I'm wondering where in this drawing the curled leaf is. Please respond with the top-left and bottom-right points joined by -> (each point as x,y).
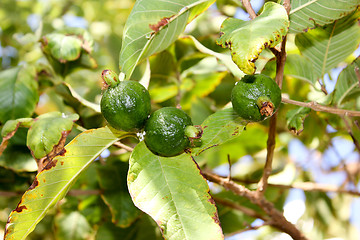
216,2 -> 289,74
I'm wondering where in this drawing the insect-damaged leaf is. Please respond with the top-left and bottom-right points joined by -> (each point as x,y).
4,126 -> 131,240
286,107 -> 311,135
216,2 -> 289,75
118,0 -> 215,79
128,141 -> 224,240
27,112 -> 79,160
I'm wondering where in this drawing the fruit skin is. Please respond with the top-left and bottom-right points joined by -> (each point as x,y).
144,107 -> 193,157
231,74 -> 281,122
100,80 -> 151,132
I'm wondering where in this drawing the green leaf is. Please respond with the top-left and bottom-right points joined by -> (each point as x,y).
295,12 -> 360,79
192,108 -> 247,156
55,211 -> 92,240
181,70 -> 227,110
128,141 -> 224,240
4,126 -> 131,240
216,2 -> 289,74
27,112 -> 79,160
119,0 -> 215,79
0,145 -> 37,172
286,107 -> 311,135
1,118 -> 33,138
44,33 -> 83,62
284,54 -> 317,85
0,66 -> 38,124
97,161 -> 140,227
333,58 -> 360,107
289,0 -> 359,33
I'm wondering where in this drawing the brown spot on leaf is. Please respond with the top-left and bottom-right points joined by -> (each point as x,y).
149,16 -> 172,33
15,205 -> 27,213
60,161 -> 64,165
43,159 -> 58,171
29,178 -> 39,190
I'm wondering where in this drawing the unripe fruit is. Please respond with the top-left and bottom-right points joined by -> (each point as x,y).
100,80 -> 151,132
144,107 -> 193,157
231,74 -> 281,122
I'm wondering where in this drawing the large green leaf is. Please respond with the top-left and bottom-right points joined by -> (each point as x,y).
97,160 -> 140,227
27,112 -> 79,160
119,0 -> 215,79
216,2 -> 289,74
191,108 -> 247,156
295,12 -> 360,79
4,126 -> 131,240
333,58 -> 360,107
128,141 -> 224,240
284,54 -> 317,86
0,66 -> 38,124
289,0 -> 359,33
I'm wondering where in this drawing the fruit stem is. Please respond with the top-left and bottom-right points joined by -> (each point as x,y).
101,69 -> 119,88
257,96 -> 275,117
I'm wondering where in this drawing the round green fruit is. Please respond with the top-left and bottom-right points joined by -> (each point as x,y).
100,80 -> 151,132
231,74 -> 281,122
144,107 -> 193,157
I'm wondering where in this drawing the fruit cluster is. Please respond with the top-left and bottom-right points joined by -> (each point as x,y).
100,70 -> 281,157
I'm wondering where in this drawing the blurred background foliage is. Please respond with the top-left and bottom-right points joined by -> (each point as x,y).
0,0 -> 360,239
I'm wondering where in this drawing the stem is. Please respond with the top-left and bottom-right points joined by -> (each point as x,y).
241,0 -> 257,19
282,98 -> 360,117
203,171 -> 309,240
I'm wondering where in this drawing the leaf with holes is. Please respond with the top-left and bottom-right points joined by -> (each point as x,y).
295,12 -> 360,80
216,2 -> 289,74
0,66 -> 38,124
128,141 -> 224,240
191,108 -> 247,156
286,107 -> 311,135
289,0 -> 359,33
118,0 -> 215,79
333,58 -> 360,107
4,126 -> 133,240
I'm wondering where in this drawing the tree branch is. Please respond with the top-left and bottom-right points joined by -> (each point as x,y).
257,0 -> 290,195
113,141 -> 134,152
203,171 -> 308,240
241,0 -> 257,19
282,97 -> 360,117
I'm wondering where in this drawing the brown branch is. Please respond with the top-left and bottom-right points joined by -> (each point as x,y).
257,4 -> 290,194
282,97 -> 360,117
230,177 -> 360,197
241,0 -> 257,19
113,141 -> 134,152
203,171 -> 308,240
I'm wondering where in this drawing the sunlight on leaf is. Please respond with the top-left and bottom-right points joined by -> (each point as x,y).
128,141 -> 224,240
295,12 -> 360,80
119,0 -> 215,79
289,0 -> 359,33
4,126 -> 132,240
216,2 -> 289,74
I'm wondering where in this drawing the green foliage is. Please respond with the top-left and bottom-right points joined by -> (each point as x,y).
1,0 -> 360,239
128,141 -> 223,240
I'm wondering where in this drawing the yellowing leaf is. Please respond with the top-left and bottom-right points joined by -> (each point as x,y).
216,2 -> 289,74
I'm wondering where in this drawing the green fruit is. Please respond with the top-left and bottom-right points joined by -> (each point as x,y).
144,107 -> 193,157
100,80 -> 151,132
231,74 -> 281,122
